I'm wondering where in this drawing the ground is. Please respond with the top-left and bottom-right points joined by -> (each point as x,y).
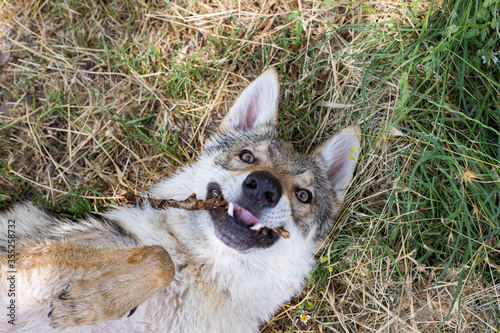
0,0 -> 499,332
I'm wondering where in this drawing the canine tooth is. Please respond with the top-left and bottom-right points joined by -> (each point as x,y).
250,223 -> 264,231
227,202 -> 234,217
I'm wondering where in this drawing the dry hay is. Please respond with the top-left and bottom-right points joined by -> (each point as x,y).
0,0 -> 498,332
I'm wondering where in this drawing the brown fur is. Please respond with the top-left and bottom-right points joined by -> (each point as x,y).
0,242 -> 174,329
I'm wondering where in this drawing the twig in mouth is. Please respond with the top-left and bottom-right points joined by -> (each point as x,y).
266,227 -> 290,239
125,193 -> 229,210
125,193 -> 290,238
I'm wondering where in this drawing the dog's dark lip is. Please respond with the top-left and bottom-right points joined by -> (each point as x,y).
207,182 -> 279,251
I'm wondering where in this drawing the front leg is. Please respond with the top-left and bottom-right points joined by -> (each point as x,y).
1,242 -> 175,329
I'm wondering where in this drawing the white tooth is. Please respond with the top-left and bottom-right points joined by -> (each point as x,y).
227,202 -> 234,217
250,223 -> 264,231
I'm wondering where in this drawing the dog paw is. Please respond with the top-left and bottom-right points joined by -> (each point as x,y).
49,279 -> 134,328
48,245 -> 175,329
49,285 -> 139,327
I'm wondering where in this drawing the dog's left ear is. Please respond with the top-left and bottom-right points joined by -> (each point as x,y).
314,126 -> 361,199
220,68 -> 280,132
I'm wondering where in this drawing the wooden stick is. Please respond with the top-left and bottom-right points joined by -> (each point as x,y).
125,193 -> 228,210
125,193 -> 290,238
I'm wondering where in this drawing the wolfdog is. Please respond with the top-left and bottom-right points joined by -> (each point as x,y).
0,68 -> 360,332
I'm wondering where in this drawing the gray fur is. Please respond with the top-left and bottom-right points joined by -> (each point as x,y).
0,68 -> 360,332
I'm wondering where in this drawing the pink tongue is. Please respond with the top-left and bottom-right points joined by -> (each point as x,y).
233,204 -> 261,227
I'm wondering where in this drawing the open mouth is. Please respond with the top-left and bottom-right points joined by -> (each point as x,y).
227,202 -> 257,228
207,182 -> 282,251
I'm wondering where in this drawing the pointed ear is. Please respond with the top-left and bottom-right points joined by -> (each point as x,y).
314,126 -> 361,199
220,68 -> 280,132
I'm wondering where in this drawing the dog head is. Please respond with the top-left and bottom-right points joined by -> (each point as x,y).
151,68 -> 360,254
193,68 -> 361,253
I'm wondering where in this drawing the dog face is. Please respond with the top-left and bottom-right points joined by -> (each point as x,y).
194,68 -> 361,253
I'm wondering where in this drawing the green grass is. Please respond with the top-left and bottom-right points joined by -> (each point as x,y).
367,0 -> 500,284
312,0 -> 500,330
1,0 -> 499,331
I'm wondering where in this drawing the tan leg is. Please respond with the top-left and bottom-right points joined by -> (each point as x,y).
1,242 -> 175,329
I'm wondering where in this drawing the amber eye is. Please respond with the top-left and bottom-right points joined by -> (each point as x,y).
296,189 -> 312,203
239,150 -> 255,163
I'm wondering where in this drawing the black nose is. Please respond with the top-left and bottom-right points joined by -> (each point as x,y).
243,171 -> 282,208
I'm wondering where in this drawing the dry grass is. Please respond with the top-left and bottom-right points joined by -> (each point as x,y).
1,0 -> 499,332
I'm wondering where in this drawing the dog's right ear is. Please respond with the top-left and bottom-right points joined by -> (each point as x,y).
314,126 -> 361,200
220,68 -> 280,132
